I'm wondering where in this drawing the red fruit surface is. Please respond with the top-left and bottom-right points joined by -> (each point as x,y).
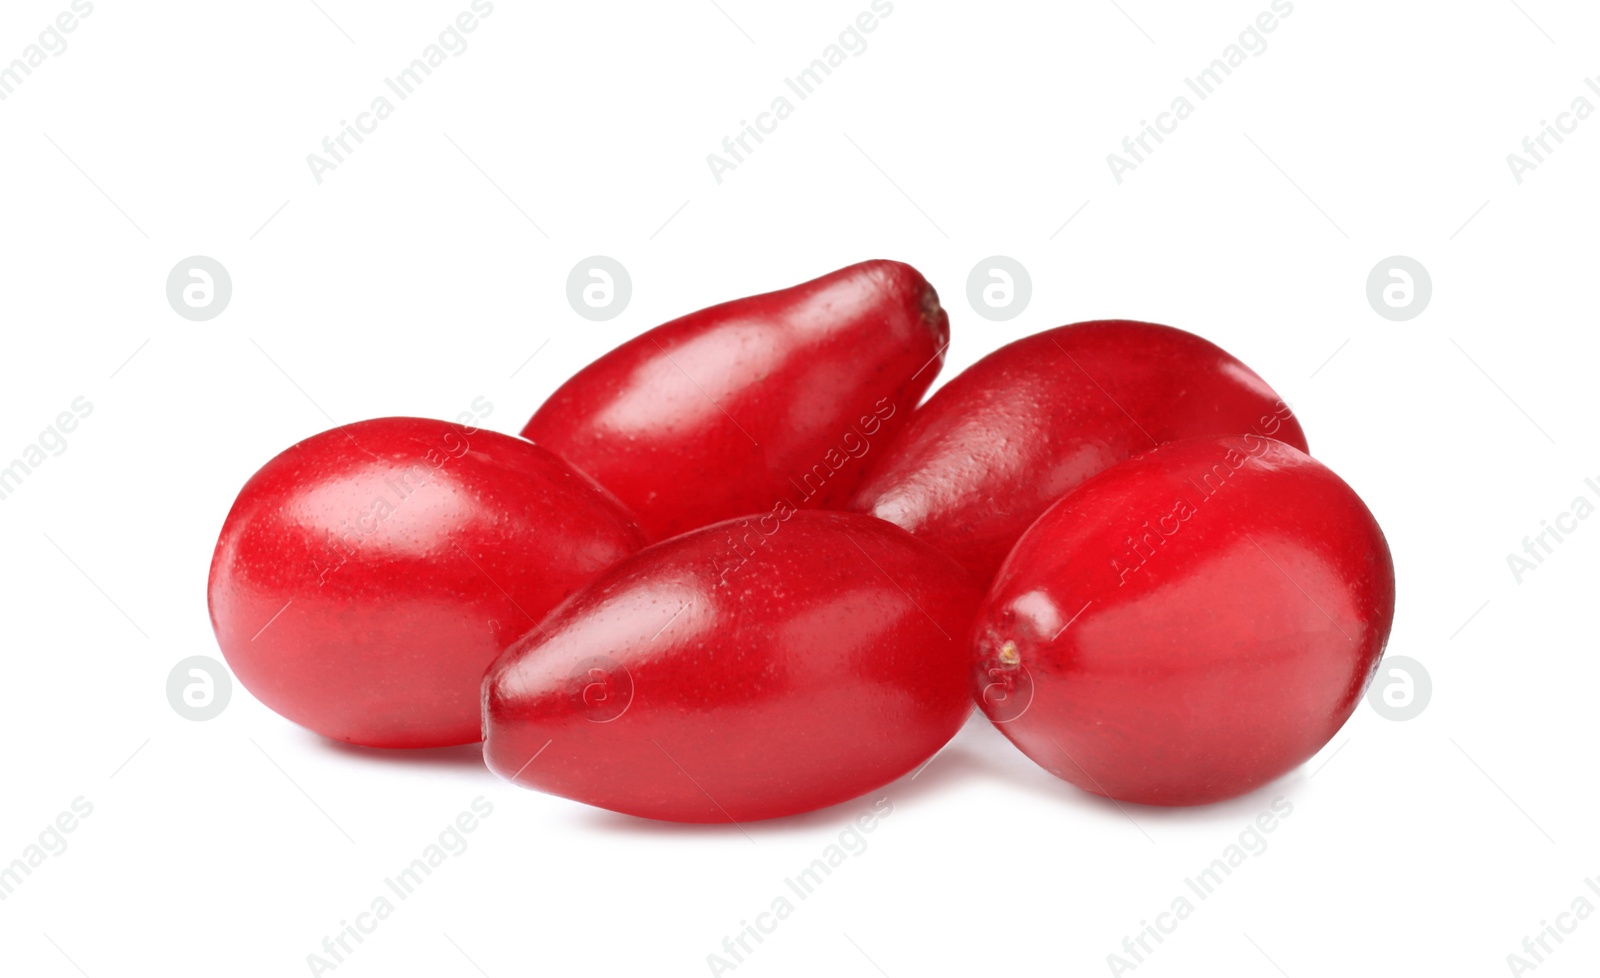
483,510 -> 982,822
972,434 -> 1394,806
521,260 -> 949,542
848,320 -> 1308,580
208,417 -> 644,748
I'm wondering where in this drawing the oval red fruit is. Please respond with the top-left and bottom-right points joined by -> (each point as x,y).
848,320 -> 1308,580
208,417 -> 644,748
522,260 -> 950,542
483,510 -> 982,822
973,434 -> 1394,806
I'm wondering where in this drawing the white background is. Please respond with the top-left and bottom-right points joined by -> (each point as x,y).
1,1 -> 1597,975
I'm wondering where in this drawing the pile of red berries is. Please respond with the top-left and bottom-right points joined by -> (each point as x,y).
208,260 -> 1395,821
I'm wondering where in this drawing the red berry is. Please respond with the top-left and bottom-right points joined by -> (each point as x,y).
849,320 -> 1307,580
483,510 -> 982,822
522,260 -> 949,542
208,417 -> 643,748
972,434 -> 1394,806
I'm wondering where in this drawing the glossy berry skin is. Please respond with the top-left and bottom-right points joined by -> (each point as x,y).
484,510 -> 982,822
521,260 -> 949,542
208,417 -> 644,748
848,320 -> 1308,581
973,435 -> 1394,806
